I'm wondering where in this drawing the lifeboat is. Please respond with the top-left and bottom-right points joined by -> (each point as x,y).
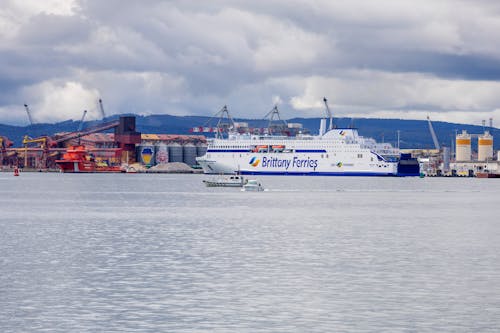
252,145 -> 269,152
271,145 -> 285,151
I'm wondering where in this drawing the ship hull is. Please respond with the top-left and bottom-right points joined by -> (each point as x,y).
56,160 -> 96,173
197,152 -> 399,176
196,128 -> 419,177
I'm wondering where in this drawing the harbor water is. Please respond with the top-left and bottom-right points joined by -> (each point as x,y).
1,173 -> 499,332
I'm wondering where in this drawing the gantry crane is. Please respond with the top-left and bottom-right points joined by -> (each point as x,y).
262,105 -> 288,135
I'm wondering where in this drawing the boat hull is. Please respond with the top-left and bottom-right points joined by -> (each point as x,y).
202,175 -> 246,187
56,160 -> 96,173
476,172 -> 500,178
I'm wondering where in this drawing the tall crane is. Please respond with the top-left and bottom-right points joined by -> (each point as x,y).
77,110 -> 88,145
323,97 -> 334,131
427,116 -> 440,150
98,99 -> 106,119
78,110 -> 88,132
24,104 -> 34,126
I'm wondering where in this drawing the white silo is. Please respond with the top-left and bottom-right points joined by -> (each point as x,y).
455,130 -> 471,161
478,131 -> 493,161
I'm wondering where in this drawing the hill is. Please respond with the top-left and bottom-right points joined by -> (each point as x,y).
1,114 -> 499,150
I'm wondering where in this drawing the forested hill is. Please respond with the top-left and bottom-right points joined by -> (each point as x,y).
1,114 -> 498,150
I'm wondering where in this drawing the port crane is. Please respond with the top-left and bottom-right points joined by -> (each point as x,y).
262,105 -> 288,135
189,105 -> 296,136
20,119 -> 120,168
78,110 -> 88,132
98,99 -> 106,119
427,116 -> 440,150
323,97 -> 334,131
189,105 -> 235,137
24,104 -> 34,126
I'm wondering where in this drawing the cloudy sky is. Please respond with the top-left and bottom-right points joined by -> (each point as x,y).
1,0 -> 500,126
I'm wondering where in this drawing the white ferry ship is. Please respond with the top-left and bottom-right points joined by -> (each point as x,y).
196,102 -> 419,177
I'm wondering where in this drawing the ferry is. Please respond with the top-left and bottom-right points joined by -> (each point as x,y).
196,101 -> 419,177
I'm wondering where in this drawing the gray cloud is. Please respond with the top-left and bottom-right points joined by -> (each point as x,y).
1,0 -> 500,125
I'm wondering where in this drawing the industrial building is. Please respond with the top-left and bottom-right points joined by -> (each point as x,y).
0,116 -> 207,171
449,130 -> 499,176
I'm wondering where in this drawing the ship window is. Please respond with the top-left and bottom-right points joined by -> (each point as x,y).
357,154 -> 363,158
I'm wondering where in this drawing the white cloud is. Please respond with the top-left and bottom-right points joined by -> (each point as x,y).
1,0 -> 500,126
289,70 -> 500,124
22,81 -> 100,123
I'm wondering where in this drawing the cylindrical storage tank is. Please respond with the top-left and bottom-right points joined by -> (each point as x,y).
155,143 -> 169,165
138,144 -> 155,166
456,130 -> 471,161
183,143 -> 197,166
196,143 -> 208,157
478,131 -> 493,161
168,142 -> 183,163
442,146 -> 451,172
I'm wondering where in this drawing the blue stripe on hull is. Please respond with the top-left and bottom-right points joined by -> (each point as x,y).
239,170 -> 396,176
295,149 -> 327,153
206,149 -> 248,153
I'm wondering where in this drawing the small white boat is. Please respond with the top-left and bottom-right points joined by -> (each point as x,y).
241,179 -> 265,192
203,174 -> 247,187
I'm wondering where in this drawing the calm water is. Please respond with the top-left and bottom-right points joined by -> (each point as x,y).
1,173 -> 499,332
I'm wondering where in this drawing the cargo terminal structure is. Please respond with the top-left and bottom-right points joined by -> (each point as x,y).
449,130 -> 499,177
0,116 -> 207,171
411,129 -> 499,177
